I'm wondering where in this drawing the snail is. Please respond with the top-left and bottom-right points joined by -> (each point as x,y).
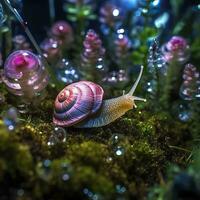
53,66 -> 146,128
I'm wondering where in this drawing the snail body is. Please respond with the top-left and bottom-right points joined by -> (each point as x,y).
53,66 -> 146,128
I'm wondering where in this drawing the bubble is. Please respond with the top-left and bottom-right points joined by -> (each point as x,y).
83,188 -> 99,200
102,69 -> 129,88
111,133 -> 124,145
106,157 -> 113,163
116,184 -> 126,194
146,80 -> 157,96
100,3 -> 123,33
100,24 -> 110,35
56,59 -> 80,84
17,189 -> 24,197
43,159 -> 51,168
3,107 -> 19,131
3,50 -> 49,98
95,57 -> 108,75
154,12 -> 169,28
47,135 -> 56,146
113,9 -> 120,17
152,0 -> 160,7
54,126 -> 67,142
39,159 -> 52,181
178,104 -> 191,122
115,146 -> 124,156
83,188 -> 89,195
62,173 -> 70,181
47,126 -> 67,146
61,162 -> 69,169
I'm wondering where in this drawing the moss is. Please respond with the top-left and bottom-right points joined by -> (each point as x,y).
35,158 -> 115,200
148,151 -> 200,200
0,126 -> 34,197
15,123 -> 51,160
0,89 -> 194,199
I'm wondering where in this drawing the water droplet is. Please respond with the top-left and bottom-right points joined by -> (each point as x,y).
95,57 -> 108,74
17,189 -> 24,197
83,188 -> 89,195
43,159 -> 51,168
102,70 -> 129,88
3,107 -> 19,131
116,184 -> 126,194
61,162 -> 69,169
56,58 -> 80,84
83,188 -> 98,200
54,127 -> 67,142
142,8 -> 148,14
178,104 -> 191,122
106,157 -> 113,163
152,0 -> 160,7
111,133 -> 123,145
62,173 -> 70,181
47,127 -> 67,146
47,135 -> 56,146
39,159 -> 52,181
146,80 -> 157,97
115,146 -> 124,156
154,12 -> 169,28
113,9 -> 120,17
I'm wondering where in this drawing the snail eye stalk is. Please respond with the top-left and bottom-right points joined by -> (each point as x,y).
133,96 -> 147,102
128,65 -> 144,96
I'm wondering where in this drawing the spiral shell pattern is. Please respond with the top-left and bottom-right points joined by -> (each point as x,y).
53,81 -> 104,127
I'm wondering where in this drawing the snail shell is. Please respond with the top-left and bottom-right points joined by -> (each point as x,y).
53,81 -> 104,127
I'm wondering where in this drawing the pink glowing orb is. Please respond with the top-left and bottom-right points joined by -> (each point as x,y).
4,50 -> 39,80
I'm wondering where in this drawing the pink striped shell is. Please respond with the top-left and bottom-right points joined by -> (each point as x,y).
53,81 -> 104,127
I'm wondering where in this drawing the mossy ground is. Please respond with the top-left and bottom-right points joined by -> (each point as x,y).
0,85 -> 193,200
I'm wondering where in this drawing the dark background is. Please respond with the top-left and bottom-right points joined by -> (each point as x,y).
14,0 -> 198,43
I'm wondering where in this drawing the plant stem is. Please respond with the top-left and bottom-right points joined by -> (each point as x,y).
49,0 -> 55,25
161,60 -> 182,110
5,16 -> 12,57
4,0 -> 62,89
169,145 -> 191,153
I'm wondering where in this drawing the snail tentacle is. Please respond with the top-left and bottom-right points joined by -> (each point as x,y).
133,96 -> 147,102
128,65 -> 144,96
